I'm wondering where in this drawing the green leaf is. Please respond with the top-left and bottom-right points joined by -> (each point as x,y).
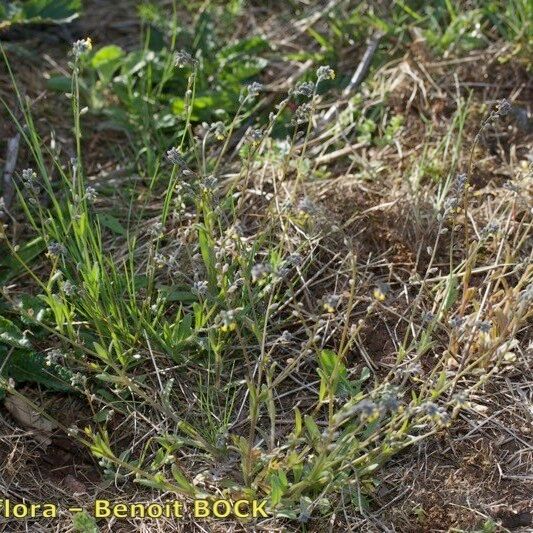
91,45 -> 124,84
318,349 -> 338,377
269,471 -> 287,506
176,313 -> 193,339
46,75 -> 71,93
171,464 -> 196,496
349,366 -> 371,395
443,274 -> 459,312
0,317 -> 31,349
1,0 -> 81,27
317,368 -> 328,403
171,95 -> 216,122
294,407 -> 302,437
360,366 -> 371,382
318,349 -> 353,397
22,0 -> 81,20
72,509 -> 99,533
350,491 -> 370,512
93,342 -> 112,364
0,237 -> 46,284
219,36 -> 270,57
1,350 -> 72,392
221,57 -> 268,85
197,225 -> 216,288
91,45 -> 124,68
157,286 -> 197,303
307,28 -> 332,51
360,462 -> 379,474
19,294 -> 49,326
304,415 -> 321,443
97,213 -> 126,236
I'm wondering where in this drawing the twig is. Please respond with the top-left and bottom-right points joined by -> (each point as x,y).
315,141 -> 366,165
1,132 -> 20,220
291,0 -> 342,36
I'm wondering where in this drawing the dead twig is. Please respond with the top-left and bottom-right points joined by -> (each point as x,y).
315,141 -> 366,166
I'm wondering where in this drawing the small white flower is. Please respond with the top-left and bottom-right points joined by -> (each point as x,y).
316,65 -> 335,82
72,38 -> 92,59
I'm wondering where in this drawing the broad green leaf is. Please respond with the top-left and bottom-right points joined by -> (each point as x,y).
269,472 -> 287,506
171,464 -> 196,496
22,0 -> 81,20
157,286 -> 196,303
93,342 -> 111,364
171,95 -> 215,121
19,295 -> 49,328
304,415 -> 321,443
1,349 -> 72,392
360,366 -> 371,382
0,237 -> 45,284
1,0 -> 80,27
97,213 -> 126,236
221,57 -> 268,85
319,349 -> 338,377
91,45 -> 124,84
46,75 -> 71,93
219,36 -> 270,57
318,349 -> 353,397
72,509 -> 99,533
0,317 -> 31,349
91,45 -> 124,69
